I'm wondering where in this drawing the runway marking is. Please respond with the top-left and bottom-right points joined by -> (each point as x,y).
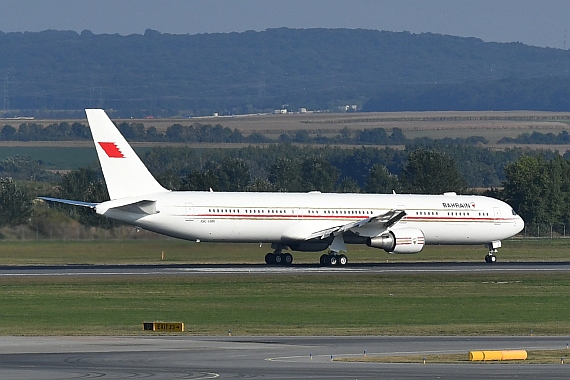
200,373 -> 220,379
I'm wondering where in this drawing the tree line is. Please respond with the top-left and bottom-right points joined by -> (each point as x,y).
498,130 -> 570,145
0,142 -> 555,189
1,121 -> 489,146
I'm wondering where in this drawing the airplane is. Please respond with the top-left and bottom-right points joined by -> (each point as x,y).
39,109 -> 524,266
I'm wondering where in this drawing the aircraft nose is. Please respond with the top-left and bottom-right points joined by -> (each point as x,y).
516,215 -> 525,234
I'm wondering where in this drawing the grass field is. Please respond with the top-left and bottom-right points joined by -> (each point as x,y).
338,350 -> 570,364
0,146 -> 97,170
0,145 -> 155,170
0,238 -> 568,265
1,272 -> 569,336
21,110 -> 570,136
0,239 -> 569,336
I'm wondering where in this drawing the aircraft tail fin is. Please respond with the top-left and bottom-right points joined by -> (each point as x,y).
85,109 -> 169,200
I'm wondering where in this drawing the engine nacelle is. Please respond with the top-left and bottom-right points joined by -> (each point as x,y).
366,228 -> 425,254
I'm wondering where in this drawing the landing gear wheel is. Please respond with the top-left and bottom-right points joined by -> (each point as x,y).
338,254 -> 348,266
320,254 -> 329,266
265,253 -> 277,265
329,255 -> 338,266
274,253 -> 283,265
283,253 -> 293,265
484,254 -> 497,263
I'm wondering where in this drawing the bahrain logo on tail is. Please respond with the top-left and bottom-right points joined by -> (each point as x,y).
98,142 -> 125,158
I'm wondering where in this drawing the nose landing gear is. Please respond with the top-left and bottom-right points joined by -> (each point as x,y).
485,241 -> 501,263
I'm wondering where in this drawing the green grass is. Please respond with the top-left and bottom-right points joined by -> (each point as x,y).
0,147 -> 97,170
0,272 -> 569,336
0,239 -> 569,336
337,350 -> 570,364
0,146 -> 152,170
0,238 -> 568,265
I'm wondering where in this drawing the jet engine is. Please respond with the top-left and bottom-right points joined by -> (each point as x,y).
366,228 -> 425,254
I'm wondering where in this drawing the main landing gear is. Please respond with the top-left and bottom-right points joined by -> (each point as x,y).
320,252 -> 348,266
484,241 -> 501,263
265,252 -> 293,265
265,244 -> 293,265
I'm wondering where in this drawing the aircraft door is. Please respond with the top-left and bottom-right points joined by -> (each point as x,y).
493,207 -> 501,225
185,202 -> 195,221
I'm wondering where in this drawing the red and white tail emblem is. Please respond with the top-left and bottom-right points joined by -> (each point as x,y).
98,142 -> 125,158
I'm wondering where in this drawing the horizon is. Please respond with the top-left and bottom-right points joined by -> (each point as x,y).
1,0 -> 569,49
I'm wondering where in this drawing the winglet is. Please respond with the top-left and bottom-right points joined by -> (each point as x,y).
85,109 -> 169,200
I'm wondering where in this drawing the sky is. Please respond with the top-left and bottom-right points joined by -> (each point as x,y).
1,0 -> 570,48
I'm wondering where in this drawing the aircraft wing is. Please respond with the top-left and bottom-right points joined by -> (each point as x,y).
305,209 -> 406,240
37,197 -> 98,208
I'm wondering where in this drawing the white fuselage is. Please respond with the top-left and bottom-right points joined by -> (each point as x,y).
97,191 -> 524,248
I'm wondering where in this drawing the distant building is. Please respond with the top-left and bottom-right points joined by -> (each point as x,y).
340,105 -> 358,112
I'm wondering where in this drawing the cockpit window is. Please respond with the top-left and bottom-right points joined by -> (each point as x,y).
511,209 -> 518,216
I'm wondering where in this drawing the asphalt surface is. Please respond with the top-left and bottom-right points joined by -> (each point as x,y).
1,261 -> 570,277
0,336 -> 568,379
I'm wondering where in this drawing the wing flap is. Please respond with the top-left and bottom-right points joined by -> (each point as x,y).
305,209 -> 406,240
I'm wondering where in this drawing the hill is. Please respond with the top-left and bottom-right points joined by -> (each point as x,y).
1,28 -> 569,116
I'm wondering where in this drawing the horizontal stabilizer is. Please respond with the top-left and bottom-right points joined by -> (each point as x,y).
112,200 -> 157,215
94,197 -> 159,215
37,197 -> 98,208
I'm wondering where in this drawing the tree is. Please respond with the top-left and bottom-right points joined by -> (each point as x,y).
501,155 -> 570,225
180,158 -> 251,192
0,178 -> 33,226
56,168 -> 109,226
300,156 -> 338,192
181,169 -> 220,191
218,157 -> 251,191
336,177 -> 361,193
363,164 -> 400,194
502,155 -> 547,225
269,158 -> 303,191
400,149 -> 466,194
0,125 -> 17,140
246,178 -> 277,192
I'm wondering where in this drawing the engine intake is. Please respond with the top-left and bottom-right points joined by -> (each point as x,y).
366,228 -> 425,254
